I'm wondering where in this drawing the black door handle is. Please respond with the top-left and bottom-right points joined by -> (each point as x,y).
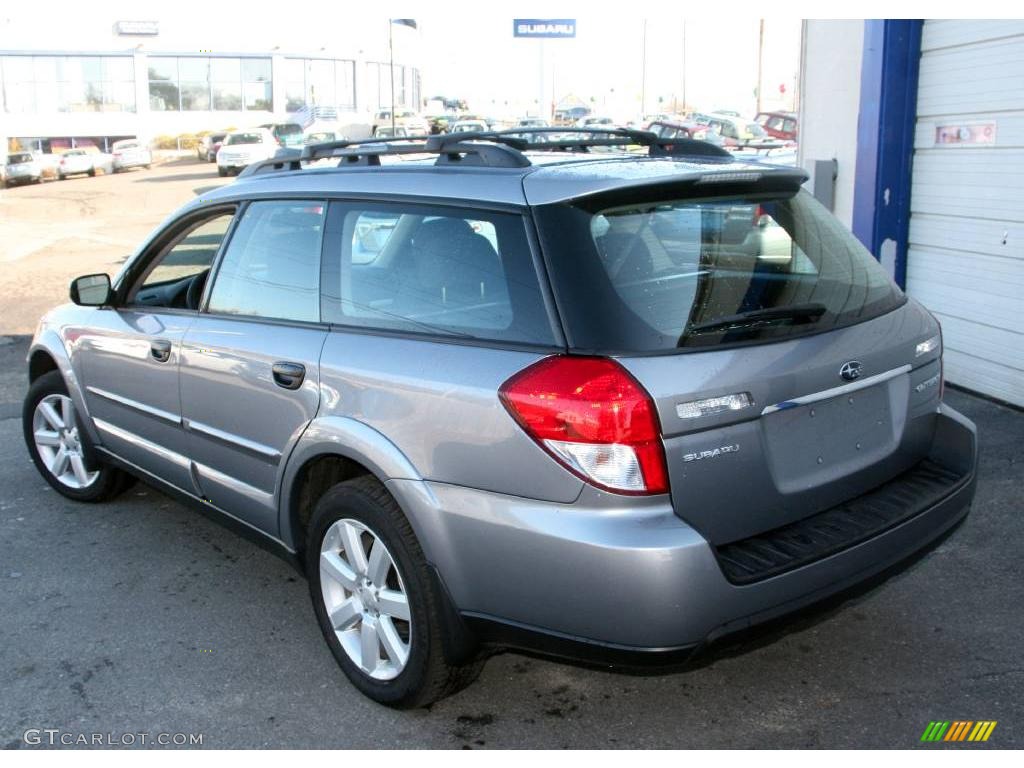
272,362 -> 306,390
150,339 -> 172,363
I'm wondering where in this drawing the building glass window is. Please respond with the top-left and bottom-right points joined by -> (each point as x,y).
147,56 -> 271,112
283,57 -> 356,112
2,55 -> 135,113
365,63 -> 419,111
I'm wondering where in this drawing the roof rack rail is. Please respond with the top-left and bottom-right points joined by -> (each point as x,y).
235,126 -> 734,179
239,133 -> 532,177
490,127 -> 733,160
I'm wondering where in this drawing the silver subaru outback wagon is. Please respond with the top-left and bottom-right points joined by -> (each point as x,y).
22,130 -> 977,707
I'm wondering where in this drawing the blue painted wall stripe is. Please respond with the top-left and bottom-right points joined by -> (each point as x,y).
851,19 -> 924,290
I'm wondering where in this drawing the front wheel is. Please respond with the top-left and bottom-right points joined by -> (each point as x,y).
22,371 -> 132,502
308,476 -> 481,708
217,167 -> 227,177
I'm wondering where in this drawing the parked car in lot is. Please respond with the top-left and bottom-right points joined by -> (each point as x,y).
24,130 -> 977,709
2,151 -> 42,186
691,112 -> 774,148
197,133 -> 228,163
450,119 -> 489,133
216,129 -> 277,176
372,125 -> 411,139
304,129 -> 347,145
516,117 -> 549,128
646,119 -> 724,146
372,110 -> 429,136
260,122 -> 306,149
111,139 -> 152,172
755,110 -> 799,142
57,149 -> 112,179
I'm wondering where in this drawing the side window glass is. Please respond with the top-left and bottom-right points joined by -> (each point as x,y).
322,204 -> 555,345
207,201 -> 325,322
131,212 -> 234,309
352,212 -> 400,264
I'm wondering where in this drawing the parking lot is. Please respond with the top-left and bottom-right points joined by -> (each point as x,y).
1,161 -> 1022,749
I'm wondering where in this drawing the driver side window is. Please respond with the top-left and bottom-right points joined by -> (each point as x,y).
130,212 -> 235,309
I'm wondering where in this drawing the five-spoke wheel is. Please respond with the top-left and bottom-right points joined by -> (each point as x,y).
32,393 -> 98,489
319,518 -> 412,680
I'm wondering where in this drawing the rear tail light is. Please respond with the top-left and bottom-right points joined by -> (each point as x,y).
499,356 -> 669,495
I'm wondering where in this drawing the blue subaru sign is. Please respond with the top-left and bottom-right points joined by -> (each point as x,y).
513,19 -> 576,38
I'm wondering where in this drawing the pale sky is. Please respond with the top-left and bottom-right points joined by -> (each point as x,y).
415,17 -> 802,118
2,3 -> 802,120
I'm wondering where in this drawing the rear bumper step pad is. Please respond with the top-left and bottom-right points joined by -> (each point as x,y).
716,459 -> 968,585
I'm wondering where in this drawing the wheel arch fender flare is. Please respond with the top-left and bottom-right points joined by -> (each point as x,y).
278,415 -> 424,552
27,330 -> 100,446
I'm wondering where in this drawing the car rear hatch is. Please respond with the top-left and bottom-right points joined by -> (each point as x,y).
530,172 -> 952,553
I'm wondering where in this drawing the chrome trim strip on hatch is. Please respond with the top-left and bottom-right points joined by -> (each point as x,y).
761,364 -> 912,416
182,418 -> 282,462
86,386 -> 182,426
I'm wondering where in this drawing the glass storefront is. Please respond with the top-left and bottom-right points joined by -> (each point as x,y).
1,55 -> 136,113
147,56 -> 271,112
283,57 -> 356,112
365,62 -> 421,112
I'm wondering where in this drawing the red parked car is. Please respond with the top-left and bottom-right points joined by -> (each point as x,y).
754,111 -> 798,142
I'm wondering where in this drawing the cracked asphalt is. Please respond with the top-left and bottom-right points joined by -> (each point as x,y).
0,163 -> 1022,748
1,333 -> 1021,748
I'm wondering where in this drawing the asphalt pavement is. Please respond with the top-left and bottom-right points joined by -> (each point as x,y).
0,333 -> 1021,749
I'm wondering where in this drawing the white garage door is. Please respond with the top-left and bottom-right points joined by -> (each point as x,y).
909,20 -> 1024,407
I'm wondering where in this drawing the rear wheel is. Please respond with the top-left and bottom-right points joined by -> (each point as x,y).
308,476 -> 481,708
22,371 -> 132,502
87,168 -> 95,177
217,167 -> 227,177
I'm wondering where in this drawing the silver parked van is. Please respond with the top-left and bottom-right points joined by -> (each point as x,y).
23,129 -> 977,707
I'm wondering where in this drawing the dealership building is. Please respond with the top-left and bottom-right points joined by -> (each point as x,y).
0,15 -> 423,152
800,19 -> 1023,407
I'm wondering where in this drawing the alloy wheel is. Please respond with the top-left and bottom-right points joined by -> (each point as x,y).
319,518 -> 412,680
32,394 -> 98,489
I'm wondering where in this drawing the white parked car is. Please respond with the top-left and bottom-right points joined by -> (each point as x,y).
58,150 -> 112,180
3,151 -> 42,186
111,139 -> 152,172
450,119 -> 489,133
216,129 -> 277,176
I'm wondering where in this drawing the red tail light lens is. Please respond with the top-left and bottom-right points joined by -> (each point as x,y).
499,356 -> 669,495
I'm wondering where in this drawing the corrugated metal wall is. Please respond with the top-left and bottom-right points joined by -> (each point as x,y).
909,20 -> 1024,406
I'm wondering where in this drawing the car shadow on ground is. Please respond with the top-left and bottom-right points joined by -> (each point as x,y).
134,172 -> 221,184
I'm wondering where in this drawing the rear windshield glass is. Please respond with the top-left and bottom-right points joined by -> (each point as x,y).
8,153 -> 32,163
534,189 -> 905,353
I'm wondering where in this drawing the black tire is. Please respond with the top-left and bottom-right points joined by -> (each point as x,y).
58,173 -> 65,181
22,371 -> 133,503
217,167 -> 227,177
307,476 -> 482,708
87,168 -> 95,177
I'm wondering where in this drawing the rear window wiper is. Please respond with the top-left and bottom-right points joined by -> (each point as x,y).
680,302 -> 827,341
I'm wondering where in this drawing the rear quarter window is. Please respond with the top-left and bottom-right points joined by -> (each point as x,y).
321,202 -> 556,346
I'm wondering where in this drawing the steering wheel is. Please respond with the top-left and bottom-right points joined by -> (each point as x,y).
185,270 -> 210,310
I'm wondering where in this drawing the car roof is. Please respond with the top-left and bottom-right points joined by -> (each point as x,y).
193,151 -> 804,209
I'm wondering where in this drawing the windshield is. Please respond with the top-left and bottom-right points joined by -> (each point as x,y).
745,122 -> 768,138
227,133 -> 262,145
533,189 -> 905,353
9,153 -> 33,163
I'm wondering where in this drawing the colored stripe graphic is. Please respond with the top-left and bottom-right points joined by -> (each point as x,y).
921,720 -> 996,742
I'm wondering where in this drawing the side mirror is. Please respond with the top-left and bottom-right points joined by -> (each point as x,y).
70,274 -> 112,306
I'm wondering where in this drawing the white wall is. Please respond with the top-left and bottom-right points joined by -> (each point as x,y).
796,20 -> 865,228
